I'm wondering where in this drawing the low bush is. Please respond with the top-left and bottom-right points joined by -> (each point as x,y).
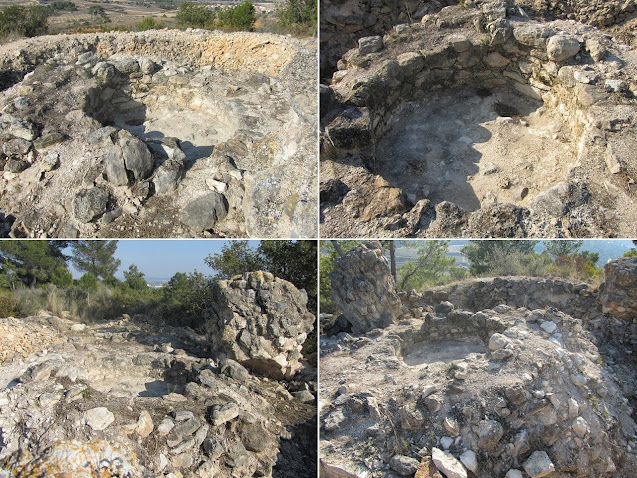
137,16 -> 162,31
277,0 -> 316,33
0,5 -> 50,39
487,251 -> 551,277
0,291 -> 16,317
11,287 -> 47,317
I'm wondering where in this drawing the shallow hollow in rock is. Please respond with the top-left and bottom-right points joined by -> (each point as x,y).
85,77 -> 244,163
374,87 -> 577,212
322,10 -> 637,238
401,337 -> 488,367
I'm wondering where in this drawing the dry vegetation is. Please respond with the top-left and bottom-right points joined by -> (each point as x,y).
0,0 -> 177,33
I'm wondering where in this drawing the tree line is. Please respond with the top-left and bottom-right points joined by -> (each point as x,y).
0,0 -> 316,39
0,241 -> 317,336
175,0 -> 316,33
320,240 -> 622,315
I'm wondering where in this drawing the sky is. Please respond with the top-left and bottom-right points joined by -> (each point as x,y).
66,240 -> 262,281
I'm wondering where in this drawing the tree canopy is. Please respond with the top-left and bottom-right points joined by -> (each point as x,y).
70,241 -> 121,280
278,0 -> 317,28
398,241 -> 467,291
544,240 -> 584,260
204,241 -> 265,278
205,240 -> 317,310
0,241 -> 67,288
123,264 -> 147,290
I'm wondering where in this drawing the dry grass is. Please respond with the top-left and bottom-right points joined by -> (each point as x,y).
0,0 -> 178,33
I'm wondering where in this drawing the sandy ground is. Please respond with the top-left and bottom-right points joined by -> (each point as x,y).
375,87 -> 578,213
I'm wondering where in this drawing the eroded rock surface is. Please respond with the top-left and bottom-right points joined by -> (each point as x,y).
600,257 -> 637,319
0,30 -> 317,238
0,296 -> 317,477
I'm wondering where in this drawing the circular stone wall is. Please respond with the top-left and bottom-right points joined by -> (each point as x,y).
320,2 -> 637,238
0,30 -> 317,238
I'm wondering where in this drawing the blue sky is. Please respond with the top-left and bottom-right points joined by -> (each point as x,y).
66,240 -> 262,280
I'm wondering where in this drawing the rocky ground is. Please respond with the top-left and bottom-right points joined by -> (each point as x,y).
320,0 -> 637,238
0,273 -> 317,477
0,29 -> 317,238
320,243 -> 637,478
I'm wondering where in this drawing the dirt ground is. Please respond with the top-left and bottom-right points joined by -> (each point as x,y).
374,87 -> 577,213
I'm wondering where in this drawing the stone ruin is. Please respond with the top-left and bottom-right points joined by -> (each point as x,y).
0,30 -> 317,238
320,251 -> 637,477
320,0 -> 637,238
204,271 -> 316,380
599,256 -> 637,319
0,271 -> 317,477
330,241 -> 403,335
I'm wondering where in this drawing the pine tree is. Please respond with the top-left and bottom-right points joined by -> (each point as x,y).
70,241 -> 121,280
0,240 -> 67,287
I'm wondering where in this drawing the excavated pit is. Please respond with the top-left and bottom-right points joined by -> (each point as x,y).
375,86 -> 578,212
0,30 -> 317,238
401,338 -> 487,366
321,3 -> 637,238
86,82 -> 237,163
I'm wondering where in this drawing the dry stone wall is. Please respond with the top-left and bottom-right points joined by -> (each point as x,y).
413,276 -> 597,319
328,13 -> 634,162
320,0 -> 456,78
321,0 -> 637,79
320,303 -> 637,478
322,1 -> 637,237
330,241 -> 403,334
599,257 -> 637,319
321,256 -> 637,477
517,0 -> 637,27
0,30 -> 317,238
204,271 -> 315,380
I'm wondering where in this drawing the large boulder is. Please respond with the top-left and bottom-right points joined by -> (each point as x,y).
330,241 -> 402,334
547,35 -> 581,62
120,136 -> 154,181
204,271 -> 315,379
72,187 -> 109,223
180,193 -> 229,232
105,136 -> 154,185
600,257 -> 637,319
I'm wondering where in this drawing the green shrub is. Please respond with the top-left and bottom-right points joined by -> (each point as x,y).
547,256 -> 603,281
51,266 -> 73,288
12,288 -> 46,317
223,2 -> 256,31
158,271 -> 216,330
137,16 -> 161,31
177,1 -> 255,32
176,2 -> 215,28
488,251 -> 550,277
277,0 -> 316,29
0,5 -> 50,38
50,1 -> 77,12
78,273 -> 98,292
